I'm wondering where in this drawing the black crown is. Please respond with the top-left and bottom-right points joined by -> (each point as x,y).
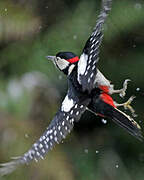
56,52 -> 77,60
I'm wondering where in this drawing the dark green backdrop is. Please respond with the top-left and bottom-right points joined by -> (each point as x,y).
0,0 -> 144,179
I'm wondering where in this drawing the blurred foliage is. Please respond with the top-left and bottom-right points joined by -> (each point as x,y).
0,0 -> 144,180
0,1 -> 40,43
105,0 -> 144,41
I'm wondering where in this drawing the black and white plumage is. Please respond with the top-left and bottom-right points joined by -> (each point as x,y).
88,94 -> 142,140
77,0 -> 111,92
0,0 -> 143,176
0,83 -> 91,176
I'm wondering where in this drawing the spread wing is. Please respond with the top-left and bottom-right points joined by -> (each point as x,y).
0,87 -> 90,176
78,0 -> 112,92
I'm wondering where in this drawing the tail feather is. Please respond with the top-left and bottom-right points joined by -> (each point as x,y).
110,108 -> 143,141
88,99 -> 143,141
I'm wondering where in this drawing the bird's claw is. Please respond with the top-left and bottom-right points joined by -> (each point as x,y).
119,79 -> 131,98
119,91 -> 126,98
123,96 -> 137,117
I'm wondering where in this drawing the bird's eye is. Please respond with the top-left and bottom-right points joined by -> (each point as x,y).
56,57 -> 61,61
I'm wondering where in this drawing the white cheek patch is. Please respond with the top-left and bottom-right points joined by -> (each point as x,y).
56,58 -> 69,70
78,53 -> 88,83
61,95 -> 75,112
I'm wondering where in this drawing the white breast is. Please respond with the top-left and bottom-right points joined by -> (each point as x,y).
94,69 -> 110,86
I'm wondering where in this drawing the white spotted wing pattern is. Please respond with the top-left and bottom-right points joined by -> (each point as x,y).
0,88 -> 90,176
78,0 -> 112,92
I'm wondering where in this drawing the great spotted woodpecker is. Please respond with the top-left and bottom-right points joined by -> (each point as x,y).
0,0 -> 143,176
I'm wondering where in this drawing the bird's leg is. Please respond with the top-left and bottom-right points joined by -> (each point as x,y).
109,79 -> 131,98
114,96 -> 137,117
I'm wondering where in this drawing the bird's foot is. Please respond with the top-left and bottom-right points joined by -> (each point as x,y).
115,96 -> 137,117
110,79 -> 131,98
119,79 -> 131,98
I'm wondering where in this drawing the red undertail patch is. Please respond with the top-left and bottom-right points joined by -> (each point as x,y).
99,85 -> 109,93
100,93 -> 116,108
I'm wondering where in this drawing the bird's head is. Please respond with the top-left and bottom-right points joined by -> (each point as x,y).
46,52 -> 79,75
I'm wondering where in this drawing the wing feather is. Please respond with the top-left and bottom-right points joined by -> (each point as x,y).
0,89 -> 90,176
78,0 -> 112,92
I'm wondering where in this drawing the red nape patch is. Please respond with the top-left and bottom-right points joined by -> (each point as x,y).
67,56 -> 79,63
100,93 -> 116,108
99,85 -> 109,93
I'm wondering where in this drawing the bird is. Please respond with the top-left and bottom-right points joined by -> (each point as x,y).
0,0 -> 143,176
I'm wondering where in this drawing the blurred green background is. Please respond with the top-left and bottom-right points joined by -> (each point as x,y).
0,0 -> 144,179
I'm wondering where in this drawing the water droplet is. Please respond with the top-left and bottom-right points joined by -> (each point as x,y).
84,149 -> 88,154
102,119 -> 107,124
4,8 -> 7,12
136,87 -> 140,91
73,35 -> 77,40
95,150 -> 99,154
115,164 -> 119,168
59,75 -> 62,80
25,134 -> 29,138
